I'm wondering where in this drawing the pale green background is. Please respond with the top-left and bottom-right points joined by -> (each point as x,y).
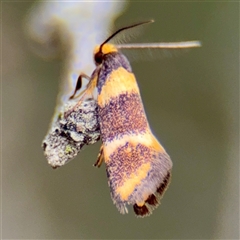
2,1 -> 239,239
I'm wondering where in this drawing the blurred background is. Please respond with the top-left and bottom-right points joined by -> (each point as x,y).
2,1 -> 239,239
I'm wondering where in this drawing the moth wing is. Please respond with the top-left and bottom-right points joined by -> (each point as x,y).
105,133 -> 172,217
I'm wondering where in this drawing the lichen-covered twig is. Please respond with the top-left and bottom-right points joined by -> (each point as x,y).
42,99 -> 100,168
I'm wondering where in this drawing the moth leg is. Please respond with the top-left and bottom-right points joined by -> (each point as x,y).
69,73 -> 91,99
94,144 -> 104,168
65,72 -> 98,117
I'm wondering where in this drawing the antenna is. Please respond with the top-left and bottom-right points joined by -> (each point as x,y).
99,20 -> 154,53
116,41 -> 201,50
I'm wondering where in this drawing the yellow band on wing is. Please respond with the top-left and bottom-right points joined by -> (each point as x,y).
98,67 -> 140,107
103,132 -> 165,163
116,162 -> 151,201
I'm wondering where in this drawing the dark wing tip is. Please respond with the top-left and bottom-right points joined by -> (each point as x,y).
133,203 -> 150,217
157,171 -> 171,196
146,194 -> 158,206
133,171 -> 172,217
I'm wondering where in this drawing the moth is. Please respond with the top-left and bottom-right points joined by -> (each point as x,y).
69,20 -> 200,217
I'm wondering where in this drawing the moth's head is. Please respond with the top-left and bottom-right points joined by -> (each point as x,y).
94,44 -> 118,65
